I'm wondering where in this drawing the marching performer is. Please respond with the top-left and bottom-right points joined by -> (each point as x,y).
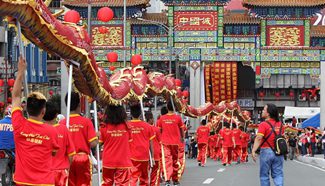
100,105 -> 133,185
239,126 -> 250,163
60,92 -> 98,186
177,120 -> 188,181
220,122 -> 235,166
128,104 -> 155,186
232,125 -> 242,164
145,112 -> 162,186
208,132 -> 215,159
196,119 -> 210,166
44,101 -> 76,186
12,56 -> 60,186
157,101 -> 184,186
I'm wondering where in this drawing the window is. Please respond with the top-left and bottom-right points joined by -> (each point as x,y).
49,0 -> 61,8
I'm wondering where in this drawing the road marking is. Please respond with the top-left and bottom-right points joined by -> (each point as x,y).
203,178 -> 214,184
217,168 -> 225,172
293,160 -> 325,172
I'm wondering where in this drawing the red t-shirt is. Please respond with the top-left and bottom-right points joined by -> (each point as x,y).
99,123 -> 133,168
208,135 -> 216,147
310,133 -> 316,143
128,120 -> 155,161
12,107 -> 59,185
157,113 -> 184,145
257,119 -> 284,149
60,114 -> 97,154
217,129 -> 224,147
220,128 -> 234,147
52,124 -> 76,170
196,126 -> 210,144
152,126 -> 161,160
232,128 -> 242,146
240,132 -> 250,148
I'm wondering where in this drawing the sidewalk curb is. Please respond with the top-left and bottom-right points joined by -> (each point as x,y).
296,155 -> 325,169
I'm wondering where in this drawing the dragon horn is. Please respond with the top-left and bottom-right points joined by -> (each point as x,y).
52,9 -> 65,18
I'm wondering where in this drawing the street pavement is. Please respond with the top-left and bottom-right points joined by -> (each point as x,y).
90,156 -> 325,186
1,155 -> 323,185
179,157 -> 325,186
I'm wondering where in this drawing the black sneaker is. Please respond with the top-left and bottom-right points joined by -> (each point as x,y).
165,181 -> 171,186
223,163 -> 226,166
198,162 -> 201,166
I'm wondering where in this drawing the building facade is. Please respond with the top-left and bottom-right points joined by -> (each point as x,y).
49,0 -> 325,121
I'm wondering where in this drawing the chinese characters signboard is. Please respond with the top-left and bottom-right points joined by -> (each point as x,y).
174,11 -> 218,31
92,26 -> 124,47
266,26 -> 305,46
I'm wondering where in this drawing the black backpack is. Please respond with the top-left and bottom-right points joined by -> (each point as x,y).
265,121 -> 288,156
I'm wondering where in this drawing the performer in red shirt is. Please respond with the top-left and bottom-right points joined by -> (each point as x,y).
99,105 -> 133,186
217,128 -> 224,161
212,133 -> 219,161
219,122 -> 235,166
177,122 -> 188,181
232,126 -> 242,164
310,129 -> 317,157
239,126 -> 250,163
157,101 -> 184,186
145,111 -> 162,186
60,92 -> 98,186
44,100 -> 76,186
11,56 -> 60,186
196,120 -> 210,166
208,132 -> 216,159
128,104 -> 155,186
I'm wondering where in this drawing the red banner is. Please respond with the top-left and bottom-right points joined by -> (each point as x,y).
174,11 -> 218,31
204,65 -> 212,103
266,26 -> 305,46
232,62 -> 238,100
207,62 -> 238,104
91,26 -> 124,47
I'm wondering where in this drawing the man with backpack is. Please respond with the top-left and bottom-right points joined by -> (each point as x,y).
252,104 -> 287,186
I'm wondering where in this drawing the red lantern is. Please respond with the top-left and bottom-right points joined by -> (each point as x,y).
7,79 -> 15,87
64,10 -> 80,24
98,26 -> 107,34
289,90 -> 295,99
109,66 -> 116,71
131,54 -> 142,66
9,87 -> 13,92
106,52 -> 118,63
182,90 -> 189,97
97,7 -> 114,22
175,79 -> 182,87
275,92 -> 280,100
0,102 -> 4,108
49,90 -> 54,96
0,79 -> 4,86
258,91 -> 265,98
7,97 -> 12,103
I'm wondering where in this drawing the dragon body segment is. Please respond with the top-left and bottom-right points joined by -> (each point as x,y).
0,0 -> 251,122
